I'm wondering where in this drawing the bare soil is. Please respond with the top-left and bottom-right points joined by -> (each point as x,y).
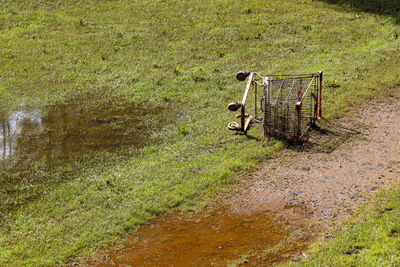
79,97 -> 400,266
225,99 -> 400,222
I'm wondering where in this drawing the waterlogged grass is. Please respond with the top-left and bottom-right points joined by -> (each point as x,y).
1,138 -> 279,265
0,0 -> 400,265
291,184 -> 400,266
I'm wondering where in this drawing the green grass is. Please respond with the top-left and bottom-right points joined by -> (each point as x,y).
1,0 -> 400,265
291,183 -> 400,266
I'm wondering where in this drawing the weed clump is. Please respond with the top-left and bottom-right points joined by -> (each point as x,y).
178,124 -> 188,135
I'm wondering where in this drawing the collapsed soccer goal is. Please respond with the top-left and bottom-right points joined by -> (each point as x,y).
228,71 -> 323,141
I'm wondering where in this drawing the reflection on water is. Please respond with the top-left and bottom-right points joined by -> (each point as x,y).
1,110 -> 43,160
0,101 -> 165,164
0,100 -> 169,217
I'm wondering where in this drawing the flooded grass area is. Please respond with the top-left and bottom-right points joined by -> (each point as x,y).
0,100 -> 166,163
83,206 -> 319,266
0,98 -> 171,219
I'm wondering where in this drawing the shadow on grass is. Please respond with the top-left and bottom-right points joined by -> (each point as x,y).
244,133 -> 262,141
320,0 -> 400,23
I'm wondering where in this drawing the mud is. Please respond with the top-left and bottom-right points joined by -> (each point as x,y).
228,100 -> 400,223
81,97 -> 400,267
83,206 -> 319,266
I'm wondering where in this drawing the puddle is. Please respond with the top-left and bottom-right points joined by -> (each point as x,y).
0,100 -> 166,164
1,110 -> 42,159
84,206 -> 319,266
0,99 -> 170,217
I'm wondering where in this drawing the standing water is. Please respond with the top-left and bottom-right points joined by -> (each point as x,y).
83,206 -> 319,266
0,99 -> 170,217
0,101 -> 166,163
1,110 -> 42,160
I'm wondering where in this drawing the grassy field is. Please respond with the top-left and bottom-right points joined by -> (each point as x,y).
1,0 -> 400,265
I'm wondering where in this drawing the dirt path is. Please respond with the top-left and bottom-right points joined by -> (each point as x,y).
228,100 -> 400,221
80,98 -> 400,266
226,100 -> 400,222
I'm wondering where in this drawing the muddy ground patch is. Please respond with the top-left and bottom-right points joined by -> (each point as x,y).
80,205 -> 319,266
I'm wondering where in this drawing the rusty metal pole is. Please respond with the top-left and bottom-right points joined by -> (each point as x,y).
263,77 -> 269,138
295,99 -> 302,141
318,71 -> 323,119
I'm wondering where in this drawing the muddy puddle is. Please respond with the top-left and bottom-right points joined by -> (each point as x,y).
0,100 -> 167,164
0,99 -> 170,217
83,206 -> 319,266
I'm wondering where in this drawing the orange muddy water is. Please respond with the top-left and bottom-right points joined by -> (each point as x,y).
85,206 -> 319,266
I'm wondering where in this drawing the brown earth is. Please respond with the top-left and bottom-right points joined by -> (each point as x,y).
225,99 -> 400,221
79,96 -> 400,266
